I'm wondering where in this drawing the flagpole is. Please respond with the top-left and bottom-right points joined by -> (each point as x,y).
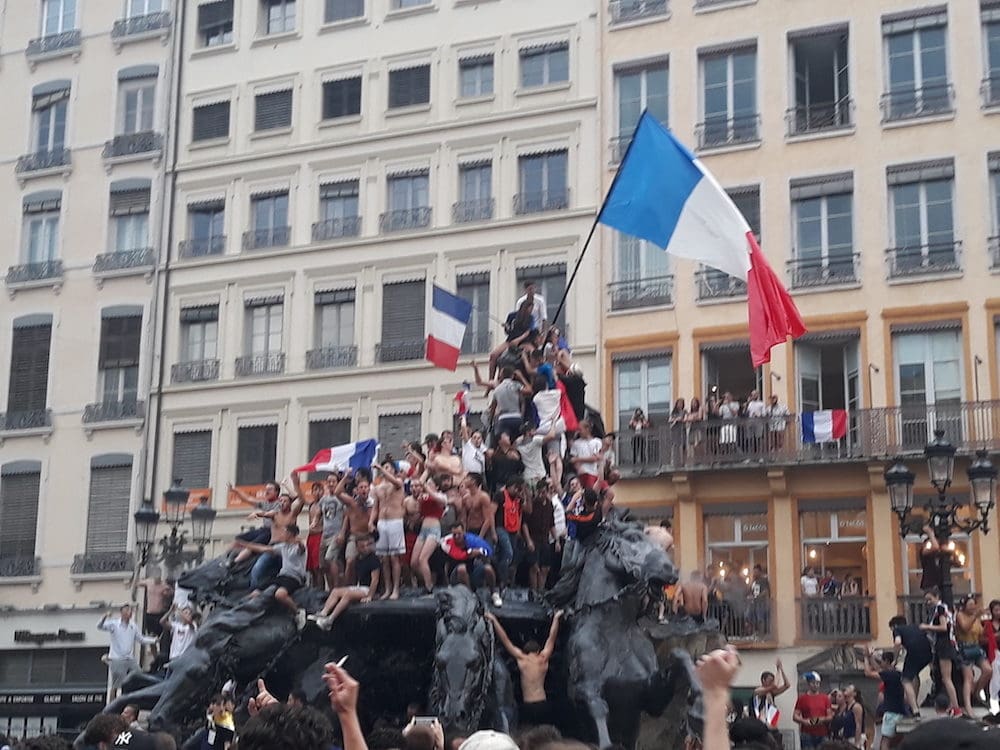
550,111 -> 648,328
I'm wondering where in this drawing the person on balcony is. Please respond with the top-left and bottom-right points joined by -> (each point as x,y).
685,397 -> 705,459
766,394 -> 790,451
745,390 -> 767,454
629,407 -> 650,464
668,399 -> 687,466
718,392 -> 740,454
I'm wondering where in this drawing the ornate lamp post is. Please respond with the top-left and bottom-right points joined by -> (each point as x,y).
133,480 -> 217,578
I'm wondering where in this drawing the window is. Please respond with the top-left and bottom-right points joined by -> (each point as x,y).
7,320 -> 52,418
790,174 -> 854,286
388,65 -> 431,108
992,153 -> 1000,240
255,90 -> 293,132
986,13 -> 1000,105
883,11 -> 950,119
456,162 -> 492,222
378,414 -> 421,453
198,0 -> 233,47
41,0 -> 76,35
888,160 -> 956,274
236,425 -> 278,486
800,503 -> 868,590
699,186 -> 758,296
516,150 -> 568,213
520,42 -> 569,88
517,263 -> 567,330
32,86 -> 69,154
893,329 -> 962,445
701,341 -> 762,404
109,183 -> 151,253
118,78 -> 155,135
86,457 -> 133,554
459,55 -> 494,98
309,419 -> 351,461
703,506 -> 770,588
612,234 -> 671,310
247,192 -> 290,249
180,306 -> 219,363
384,171 -> 430,230
379,280 -> 425,361
789,30 -> 850,134
614,353 -> 671,431
325,0 -> 363,23
699,47 -> 758,147
393,0 -> 430,8
186,201 -> 226,256
192,101 -> 230,142
615,61 -> 668,152
128,0 -> 164,17
796,337 -> 860,414
262,0 -> 295,34
317,180 -> 360,239
0,463 -> 42,566
171,431 -> 213,490
457,272 -> 490,354
98,312 -> 141,404
314,288 -> 356,352
322,77 -> 362,119
244,298 -> 284,355
22,193 -> 61,264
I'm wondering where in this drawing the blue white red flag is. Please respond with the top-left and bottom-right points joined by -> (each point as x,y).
294,439 -> 379,474
801,410 -> 848,443
426,284 -> 473,371
454,382 -> 471,416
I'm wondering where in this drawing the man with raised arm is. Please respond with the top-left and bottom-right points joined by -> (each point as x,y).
370,460 -> 406,600
98,604 -> 157,693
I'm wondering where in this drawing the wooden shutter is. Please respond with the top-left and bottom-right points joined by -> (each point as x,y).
237,425 -> 278,485
322,78 -> 362,119
192,102 -> 230,141
378,414 -> 421,454
381,280 -> 425,345
86,460 -> 132,553
7,324 -> 52,412
99,315 -> 142,369
0,467 -> 41,559
255,90 -> 293,131
171,431 -> 212,488
326,0 -> 364,22
389,66 -> 430,108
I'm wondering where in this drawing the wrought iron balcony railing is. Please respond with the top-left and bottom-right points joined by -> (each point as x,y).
379,207 -> 432,233
243,226 -> 291,250
787,254 -> 859,289
103,131 -> 164,159
608,276 -> 673,311
0,555 -> 42,578
989,236 -> 999,271
235,353 -> 285,377
311,216 -> 362,242
376,341 -> 426,363
26,29 -> 81,59
16,149 -> 71,174
171,359 -> 220,384
0,409 -> 53,432
886,242 -> 961,279
785,98 -> 853,136
708,598 -> 772,643
112,11 -> 172,39
513,189 -> 570,215
6,260 -> 63,285
71,551 -> 135,575
179,235 -> 226,259
799,596 -> 874,641
695,268 -> 747,300
982,74 -> 1000,108
696,114 -> 760,149
82,400 -> 145,424
461,332 -> 492,355
306,345 -> 358,370
452,198 -> 495,223
880,83 -> 954,122
93,248 -> 156,274
609,0 -> 668,24
898,596 -> 928,628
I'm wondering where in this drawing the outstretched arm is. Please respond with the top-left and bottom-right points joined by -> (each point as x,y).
485,612 -> 524,659
541,610 -> 563,659
236,541 -> 275,554
227,483 -> 256,506
774,659 -> 790,695
373,464 -> 403,489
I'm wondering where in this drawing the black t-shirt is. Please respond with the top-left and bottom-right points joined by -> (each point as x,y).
894,623 -> 932,661
199,721 -> 236,750
879,670 -> 906,715
356,552 -> 380,587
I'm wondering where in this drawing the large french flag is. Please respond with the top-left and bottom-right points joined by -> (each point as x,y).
598,112 -> 806,366
427,284 -> 473,371
294,439 -> 379,474
801,410 -> 848,444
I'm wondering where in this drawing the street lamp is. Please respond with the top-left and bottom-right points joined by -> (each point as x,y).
133,499 -> 161,567
163,480 -> 189,525
189,496 -> 218,552
134,480 -> 217,578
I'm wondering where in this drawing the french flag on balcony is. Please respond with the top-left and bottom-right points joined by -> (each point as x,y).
426,284 -> 473,371
801,410 -> 848,443
294,439 -> 379,474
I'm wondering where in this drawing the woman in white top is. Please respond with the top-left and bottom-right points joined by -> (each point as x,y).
718,392 -> 740,449
800,566 -> 820,597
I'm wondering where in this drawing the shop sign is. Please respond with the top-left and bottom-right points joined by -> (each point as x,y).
0,692 -> 103,706
13,629 -> 85,646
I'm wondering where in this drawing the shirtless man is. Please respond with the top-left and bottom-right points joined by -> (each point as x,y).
370,461 -> 406,600
462,472 -> 494,542
304,482 -> 326,588
436,473 -> 465,533
674,570 -> 709,623
333,470 -> 373,585
485,610 -> 563,726
227,481 -> 282,566
243,490 -> 304,589
427,431 -> 463,480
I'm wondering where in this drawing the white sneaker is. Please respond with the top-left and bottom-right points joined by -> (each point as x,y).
294,609 -> 307,631
491,592 -> 503,608
316,614 -> 334,631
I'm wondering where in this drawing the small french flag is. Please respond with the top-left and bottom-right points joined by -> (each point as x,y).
454,382 -> 471,416
426,284 -> 473,371
801,410 -> 848,444
294,439 -> 379,474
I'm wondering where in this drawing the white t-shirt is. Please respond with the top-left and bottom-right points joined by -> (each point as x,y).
571,437 -> 604,477
515,293 -> 547,331
517,435 -> 546,479
533,389 -> 564,434
462,441 -> 486,474
168,620 -> 197,660
746,399 -> 766,419
801,575 -> 819,597
551,494 -> 567,540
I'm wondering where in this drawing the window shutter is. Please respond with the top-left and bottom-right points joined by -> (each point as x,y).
377,414 -> 421,453
319,180 -> 360,200
790,172 -> 854,201
989,152 -> 1000,173
254,90 -> 293,131
314,288 -> 356,305
460,53 -> 493,67
326,0 -> 364,22
109,187 -> 151,216
7,324 -> 52,412
322,78 -> 362,119
86,462 -> 132,554
389,66 -> 430,108
309,418 -> 352,456
192,102 -> 230,141
727,186 -> 761,238
236,425 -> 278,485
180,305 -> 219,323
23,190 -> 62,214
99,315 -> 142,369
886,159 -> 955,185
381,280 -> 425,345
32,87 -> 70,112
0,468 -> 41,559
881,8 -> 948,34
198,1 -> 233,31
171,431 -> 212,488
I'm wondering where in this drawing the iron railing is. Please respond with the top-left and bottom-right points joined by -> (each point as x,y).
379,207 -> 432,233
609,0 -> 668,24
787,254 -> 859,289
785,98 -> 853,136
26,29 -> 81,58
178,235 -> 226,258
16,149 -> 71,174
0,409 -> 53,432
243,226 -> 291,251
103,131 -> 164,159
886,242 -> 961,279
695,268 -> 747,300
93,248 -> 156,274
376,341 -> 426,363
982,75 -> 1000,108
799,597 -> 874,640
708,598 -> 773,643
71,551 -> 135,575
880,83 -> 954,122
898,596 -> 928,626
452,198 -> 495,223
82,400 -> 145,424
306,345 -> 358,370
989,236 -> 999,271
696,114 -> 760,149
608,276 -> 673,310
112,11 -> 172,38
7,260 -> 63,285
235,352 -> 285,377
311,216 -> 362,242
461,332 -> 492,355
170,359 -> 220,384
0,556 -> 42,578
513,189 -> 570,215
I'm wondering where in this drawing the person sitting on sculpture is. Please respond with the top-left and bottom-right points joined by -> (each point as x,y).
236,522 -> 309,630
485,609 -> 563,727
440,521 -> 503,608
223,480 -> 282,567
311,534 -> 381,630
564,487 -> 601,543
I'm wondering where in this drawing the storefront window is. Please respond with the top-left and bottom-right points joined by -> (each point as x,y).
800,506 -> 868,597
705,511 -> 770,587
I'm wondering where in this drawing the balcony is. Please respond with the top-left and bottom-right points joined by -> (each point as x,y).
93,248 -> 156,277
880,84 -> 954,123
708,598 -> 772,644
461,332 -> 492,356
306,345 -> 358,370
898,595 -> 928,627
513,189 -> 570,216
886,242 -> 961,279
379,207 -> 432,233
0,409 -> 53,433
615,400 -> 1000,476
989,236 -> 999,271
16,148 -> 71,176
452,198 -> 495,223
82,400 -> 145,425
787,254 -> 859,289
178,235 -> 226,259
785,98 -> 853,137
376,341 -> 426,363
696,114 -> 760,150
695,268 -> 747,301
235,353 -> 285,378
243,226 -> 291,251
71,551 -> 135,575
312,216 -> 362,242
112,11 -> 172,41
608,276 -> 673,311
6,261 -> 64,291
26,29 -> 81,62
983,75 -> 1000,108
0,555 -> 41,579
609,0 -> 668,24
171,359 -> 220,384
799,597 -> 873,641
103,131 -> 164,161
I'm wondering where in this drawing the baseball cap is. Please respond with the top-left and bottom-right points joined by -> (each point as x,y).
458,730 -> 519,750
802,671 -> 821,683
